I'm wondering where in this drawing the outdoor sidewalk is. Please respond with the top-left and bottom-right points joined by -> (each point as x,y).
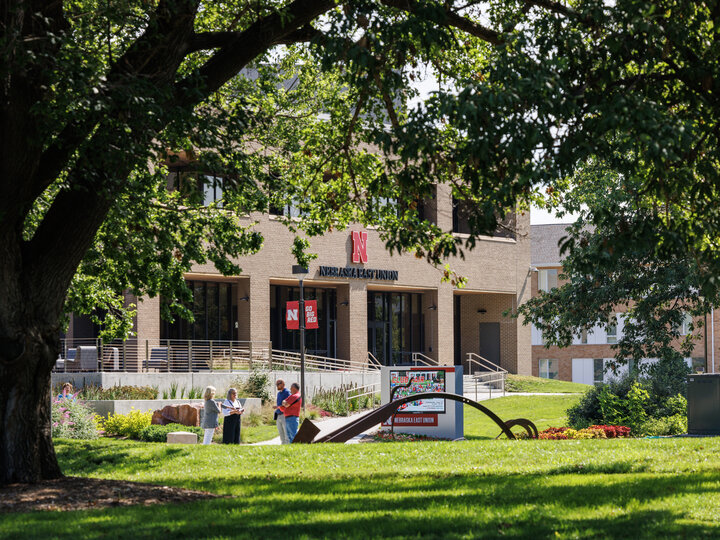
250,409 -> 379,446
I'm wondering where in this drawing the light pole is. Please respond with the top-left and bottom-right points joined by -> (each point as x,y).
292,264 -> 308,413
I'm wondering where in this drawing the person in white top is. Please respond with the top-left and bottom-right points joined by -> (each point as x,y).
222,388 -> 244,444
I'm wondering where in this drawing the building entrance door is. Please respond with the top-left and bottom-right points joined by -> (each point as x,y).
368,321 -> 389,365
478,322 -> 501,367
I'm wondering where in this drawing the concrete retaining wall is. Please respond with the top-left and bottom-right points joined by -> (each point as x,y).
85,397 -> 262,418
52,371 -> 381,400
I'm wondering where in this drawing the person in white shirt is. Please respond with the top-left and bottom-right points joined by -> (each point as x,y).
221,388 -> 244,444
201,386 -> 221,445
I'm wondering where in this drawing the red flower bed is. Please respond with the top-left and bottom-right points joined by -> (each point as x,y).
538,425 -> 631,440
538,427 -> 569,440
588,425 -> 631,438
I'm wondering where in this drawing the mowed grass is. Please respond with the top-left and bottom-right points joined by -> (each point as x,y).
505,374 -> 591,393
4,436 -> 720,539
464,394 -> 580,439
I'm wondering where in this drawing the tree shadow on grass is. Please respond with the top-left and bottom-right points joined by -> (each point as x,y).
4,470 -> 719,539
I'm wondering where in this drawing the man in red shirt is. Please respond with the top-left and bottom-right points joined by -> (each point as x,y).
280,383 -> 302,443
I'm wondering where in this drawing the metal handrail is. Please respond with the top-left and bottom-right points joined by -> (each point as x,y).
464,352 -> 507,397
271,349 -> 374,373
367,352 -> 383,370
465,352 -> 508,375
411,352 -> 438,367
344,381 -> 381,413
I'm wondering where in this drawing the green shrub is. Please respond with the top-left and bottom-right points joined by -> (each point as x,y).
597,381 -> 649,434
51,399 -> 99,439
641,414 -> 687,436
658,394 -> 687,417
646,357 -> 690,402
235,369 -> 271,403
100,409 -> 152,439
567,373 -> 689,436
139,423 -> 204,442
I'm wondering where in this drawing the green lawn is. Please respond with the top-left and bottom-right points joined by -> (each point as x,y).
4,437 -> 720,539
505,374 -> 591,393
241,423 -> 278,443
6,395 -> 717,539
465,394 -> 579,439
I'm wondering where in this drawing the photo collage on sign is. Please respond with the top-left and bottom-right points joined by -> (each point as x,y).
389,370 -> 446,413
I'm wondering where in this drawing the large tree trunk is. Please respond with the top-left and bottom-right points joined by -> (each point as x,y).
0,328 -> 62,484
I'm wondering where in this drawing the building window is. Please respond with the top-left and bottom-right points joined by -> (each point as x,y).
681,313 -> 693,336
580,327 -> 588,344
171,172 -> 224,207
539,358 -> 559,379
452,197 -> 516,239
593,358 -> 605,384
691,357 -> 705,373
367,291 -> 424,365
606,315 -> 618,344
161,280 -> 238,341
538,269 -> 558,292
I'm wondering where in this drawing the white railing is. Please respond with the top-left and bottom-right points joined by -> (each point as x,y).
271,349 -> 379,373
411,352 -> 438,367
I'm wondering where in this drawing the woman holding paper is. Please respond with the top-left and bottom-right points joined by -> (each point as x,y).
222,388 -> 244,444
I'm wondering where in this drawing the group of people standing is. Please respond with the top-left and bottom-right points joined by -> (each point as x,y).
201,386 -> 245,445
201,380 -> 302,445
273,379 -> 302,444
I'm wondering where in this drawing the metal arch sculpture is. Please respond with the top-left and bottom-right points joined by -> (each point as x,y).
307,392 -> 538,443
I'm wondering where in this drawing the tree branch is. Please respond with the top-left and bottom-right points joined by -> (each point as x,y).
176,0 -> 336,104
188,24 -> 320,53
379,0 -> 502,44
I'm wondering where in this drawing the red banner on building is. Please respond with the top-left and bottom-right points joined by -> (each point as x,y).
304,300 -> 319,329
286,301 -> 299,330
285,300 -> 319,330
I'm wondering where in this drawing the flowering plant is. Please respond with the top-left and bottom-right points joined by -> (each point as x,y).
538,425 -> 629,440
51,398 -> 99,439
588,425 -> 631,438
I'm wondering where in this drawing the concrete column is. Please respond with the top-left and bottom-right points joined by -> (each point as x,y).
423,290 -> 439,362
135,294 -> 161,371
435,183 -> 454,232
248,274 -> 270,344
336,283 -> 351,360
347,281 -> 368,365
437,284 -> 454,366
237,278 -> 251,342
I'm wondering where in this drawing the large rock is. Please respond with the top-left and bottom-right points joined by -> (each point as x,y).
152,403 -> 203,426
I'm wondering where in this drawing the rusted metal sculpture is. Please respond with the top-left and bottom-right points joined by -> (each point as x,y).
302,392 -> 538,443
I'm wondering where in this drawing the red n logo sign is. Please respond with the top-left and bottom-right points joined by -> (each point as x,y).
352,231 -> 368,264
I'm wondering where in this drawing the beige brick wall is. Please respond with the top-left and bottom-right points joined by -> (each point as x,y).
134,191 -> 532,373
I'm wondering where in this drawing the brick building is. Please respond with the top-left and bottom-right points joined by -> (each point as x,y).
530,223 -> 715,383
66,185 -> 532,374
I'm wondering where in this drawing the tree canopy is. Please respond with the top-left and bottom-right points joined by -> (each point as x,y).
3,0 -> 720,483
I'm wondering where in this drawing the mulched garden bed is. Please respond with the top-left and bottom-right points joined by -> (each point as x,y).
0,476 -> 221,514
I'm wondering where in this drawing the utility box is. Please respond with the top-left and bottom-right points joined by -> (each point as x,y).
687,374 -> 720,435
